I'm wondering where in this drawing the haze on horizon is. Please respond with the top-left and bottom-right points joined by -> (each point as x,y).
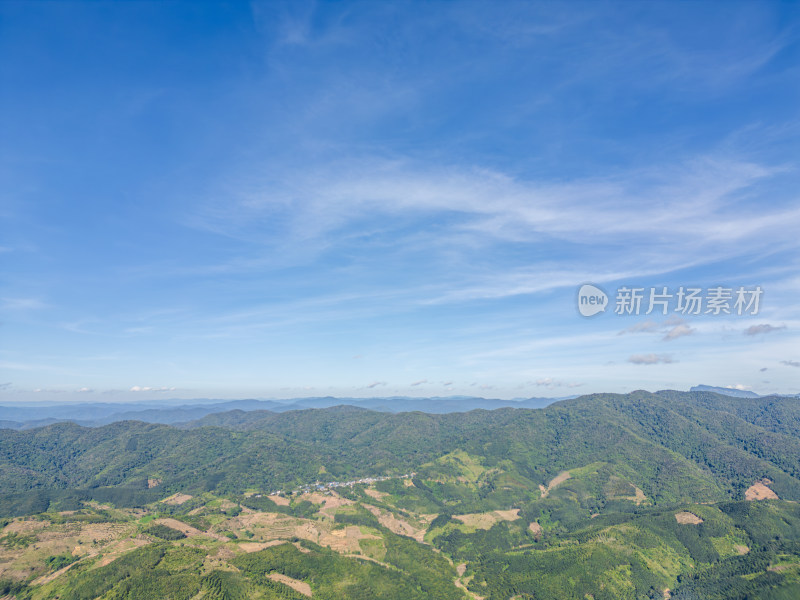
1,1 -> 799,403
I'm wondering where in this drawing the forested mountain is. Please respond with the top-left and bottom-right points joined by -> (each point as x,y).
1,390 -> 800,599
0,396 -> 560,429
2,391 -> 800,503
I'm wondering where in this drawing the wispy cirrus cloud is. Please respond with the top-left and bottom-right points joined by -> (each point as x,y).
189,155 -> 799,310
533,378 -> 583,388
197,156 -> 786,248
0,297 -> 48,311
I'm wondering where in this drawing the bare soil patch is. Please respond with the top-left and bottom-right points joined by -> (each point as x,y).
540,471 -> 571,498
675,512 -> 703,525
768,563 -> 793,573
268,494 -> 291,506
155,518 -> 228,541
494,509 -> 519,521
154,518 -> 203,536
299,492 -> 352,514
2,519 -> 47,535
363,504 -> 424,541
454,509 -> 520,530
745,481 -> 779,501
237,540 -> 285,553
161,493 -> 193,505
325,525 -> 380,553
268,572 -> 312,596
293,541 -> 311,553
95,537 -> 150,567
528,522 -> 543,540
735,544 -> 749,555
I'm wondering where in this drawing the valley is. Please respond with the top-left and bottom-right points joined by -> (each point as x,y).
1,390 -> 800,599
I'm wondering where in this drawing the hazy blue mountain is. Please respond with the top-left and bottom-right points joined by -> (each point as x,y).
0,396 -> 564,429
689,384 -> 762,398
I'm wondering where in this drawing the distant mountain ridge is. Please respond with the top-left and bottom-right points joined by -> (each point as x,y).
2,389 -> 800,505
689,384 -> 761,398
689,384 -> 800,398
2,387 -> 798,430
0,395 -> 565,429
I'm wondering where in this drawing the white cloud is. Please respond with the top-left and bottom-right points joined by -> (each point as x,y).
663,315 -> 686,327
663,324 -> 696,341
130,386 -> 177,392
628,354 -> 674,365
725,383 -> 750,391
744,324 -> 787,336
618,320 -> 660,335
199,155 -> 789,249
618,317 -> 694,341
186,154 -> 800,313
533,378 -> 582,388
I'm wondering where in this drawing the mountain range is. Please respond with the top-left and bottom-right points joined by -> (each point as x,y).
2,390 -> 800,599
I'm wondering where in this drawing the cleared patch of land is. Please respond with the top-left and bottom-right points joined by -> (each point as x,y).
232,510 -> 379,553
539,471 -> 571,498
675,512 -> 703,525
528,522 -> 543,539
454,509 -> 520,530
268,572 -> 312,596
364,488 -> 389,501
161,493 -> 193,505
237,540 -> 285,552
363,504 -> 425,541
299,491 -> 352,512
745,481 -> 779,501
155,517 -> 228,541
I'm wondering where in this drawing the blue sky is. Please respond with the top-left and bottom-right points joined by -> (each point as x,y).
1,1 -> 799,403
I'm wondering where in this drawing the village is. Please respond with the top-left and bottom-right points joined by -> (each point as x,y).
255,473 -> 415,499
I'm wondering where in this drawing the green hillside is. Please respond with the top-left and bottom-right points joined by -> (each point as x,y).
1,391 -> 800,598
